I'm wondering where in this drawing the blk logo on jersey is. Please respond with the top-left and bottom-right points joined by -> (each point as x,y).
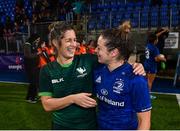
76,67 -> 87,77
113,78 -> 124,94
51,78 -> 64,84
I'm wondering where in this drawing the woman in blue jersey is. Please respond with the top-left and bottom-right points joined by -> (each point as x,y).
38,21 -> 146,130
144,33 -> 166,99
93,28 -> 152,130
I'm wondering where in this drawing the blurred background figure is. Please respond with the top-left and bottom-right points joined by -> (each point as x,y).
118,20 -> 136,63
72,0 -> 84,24
144,33 -> 166,99
23,34 -> 41,103
155,27 -> 169,71
75,41 -> 87,55
87,40 -> 96,54
155,27 -> 169,54
37,41 -> 55,68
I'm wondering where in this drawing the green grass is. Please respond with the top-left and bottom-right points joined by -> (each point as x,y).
0,83 -> 51,130
0,82 -> 180,129
151,94 -> 180,130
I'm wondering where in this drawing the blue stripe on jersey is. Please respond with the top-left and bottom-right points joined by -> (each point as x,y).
93,63 -> 151,130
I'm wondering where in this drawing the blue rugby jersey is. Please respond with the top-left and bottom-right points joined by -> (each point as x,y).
93,63 -> 152,130
144,43 -> 160,73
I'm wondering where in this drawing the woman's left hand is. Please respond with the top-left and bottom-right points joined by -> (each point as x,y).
132,63 -> 146,76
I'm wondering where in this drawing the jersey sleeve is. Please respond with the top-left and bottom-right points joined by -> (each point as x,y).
38,66 -> 53,97
130,76 -> 152,112
153,46 -> 160,57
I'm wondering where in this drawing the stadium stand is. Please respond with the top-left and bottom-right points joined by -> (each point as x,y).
0,0 -> 179,33
88,0 -> 179,30
0,0 -> 179,55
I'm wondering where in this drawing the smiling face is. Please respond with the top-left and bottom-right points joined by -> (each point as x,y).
58,29 -> 77,59
95,35 -> 111,64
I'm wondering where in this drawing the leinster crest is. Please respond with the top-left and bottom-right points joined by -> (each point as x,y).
113,78 -> 124,94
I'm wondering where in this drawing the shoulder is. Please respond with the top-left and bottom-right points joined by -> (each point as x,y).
93,64 -> 106,80
76,54 -> 97,60
130,75 -> 148,91
125,63 -> 147,85
147,43 -> 157,51
42,61 -> 57,71
132,75 -> 147,84
121,63 -> 134,78
94,64 -> 105,72
75,54 -> 98,65
128,75 -> 149,98
24,42 -> 31,48
147,43 -> 152,48
40,61 -> 59,77
24,42 -> 31,46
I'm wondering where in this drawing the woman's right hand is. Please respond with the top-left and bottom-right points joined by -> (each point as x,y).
72,93 -> 97,108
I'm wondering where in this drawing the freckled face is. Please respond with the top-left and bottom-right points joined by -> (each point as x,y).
59,30 -> 77,59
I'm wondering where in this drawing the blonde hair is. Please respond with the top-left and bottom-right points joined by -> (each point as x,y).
118,20 -> 131,31
48,21 -> 60,32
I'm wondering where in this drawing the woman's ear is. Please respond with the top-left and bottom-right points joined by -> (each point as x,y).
52,39 -> 58,48
111,48 -> 119,57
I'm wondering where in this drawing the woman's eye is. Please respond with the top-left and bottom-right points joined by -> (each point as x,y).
66,39 -> 70,42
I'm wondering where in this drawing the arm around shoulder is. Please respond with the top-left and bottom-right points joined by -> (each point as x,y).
130,62 -> 146,76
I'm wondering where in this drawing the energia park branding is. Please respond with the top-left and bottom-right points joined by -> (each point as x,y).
8,65 -> 23,71
8,56 -> 23,71
0,54 -> 24,71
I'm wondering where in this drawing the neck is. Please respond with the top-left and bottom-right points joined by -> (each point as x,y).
57,56 -> 73,65
107,59 -> 125,72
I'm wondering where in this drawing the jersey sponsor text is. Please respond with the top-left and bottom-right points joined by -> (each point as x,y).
97,94 -> 124,107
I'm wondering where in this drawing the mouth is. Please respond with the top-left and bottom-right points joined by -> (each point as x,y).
97,54 -> 101,59
67,47 -> 76,54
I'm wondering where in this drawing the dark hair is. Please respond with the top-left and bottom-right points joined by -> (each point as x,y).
27,33 -> 40,43
101,28 -> 133,61
49,21 -> 74,41
88,39 -> 97,47
148,33 -> 158,43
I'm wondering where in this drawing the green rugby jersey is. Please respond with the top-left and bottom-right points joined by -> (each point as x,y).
39,54 -> 98,129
